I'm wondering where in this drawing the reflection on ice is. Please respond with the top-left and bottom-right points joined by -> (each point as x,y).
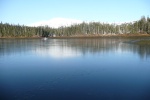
34,46 -> 81,58
0,38 -> 150,59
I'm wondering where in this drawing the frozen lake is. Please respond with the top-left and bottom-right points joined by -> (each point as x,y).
0,38 -> 150,100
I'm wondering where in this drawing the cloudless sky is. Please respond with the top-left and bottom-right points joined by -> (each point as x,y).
0,0 -> 150,25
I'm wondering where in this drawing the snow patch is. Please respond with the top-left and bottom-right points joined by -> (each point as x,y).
28,18 -> 83,28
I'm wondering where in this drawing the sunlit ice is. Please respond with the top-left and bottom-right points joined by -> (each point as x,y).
34,45 -> 81,58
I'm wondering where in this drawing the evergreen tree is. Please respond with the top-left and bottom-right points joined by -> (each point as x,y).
0,16 -> 149,38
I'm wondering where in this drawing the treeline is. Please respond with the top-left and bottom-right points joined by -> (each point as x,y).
0,16 -> 150,37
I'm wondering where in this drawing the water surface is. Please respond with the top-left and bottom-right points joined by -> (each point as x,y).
0,38 -> 150,100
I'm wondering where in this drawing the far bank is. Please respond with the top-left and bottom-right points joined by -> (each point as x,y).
1,34 -> 150,39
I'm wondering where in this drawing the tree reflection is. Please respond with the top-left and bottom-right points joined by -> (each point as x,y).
0,38 -> 150,59
138,45 -> 150,59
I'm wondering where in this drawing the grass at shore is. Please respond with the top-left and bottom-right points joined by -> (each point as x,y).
136,40 -> 150,45
0,34 -> 150,39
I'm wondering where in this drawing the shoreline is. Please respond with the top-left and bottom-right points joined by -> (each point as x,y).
0,34 -> 150,39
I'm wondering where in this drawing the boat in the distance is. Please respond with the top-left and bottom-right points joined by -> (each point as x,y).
42,37 -> 48,40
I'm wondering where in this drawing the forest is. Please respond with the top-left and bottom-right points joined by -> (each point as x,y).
0,16 -> 150,38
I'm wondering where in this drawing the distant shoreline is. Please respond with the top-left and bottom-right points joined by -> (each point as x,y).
0,34 -> 150,39
49,34 -> 150,39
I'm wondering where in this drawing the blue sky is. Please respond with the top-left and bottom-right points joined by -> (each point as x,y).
0,0 -> 150,25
